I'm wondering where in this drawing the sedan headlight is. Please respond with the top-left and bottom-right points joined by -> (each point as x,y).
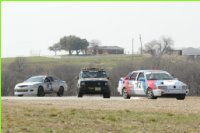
28,84 -> 38,88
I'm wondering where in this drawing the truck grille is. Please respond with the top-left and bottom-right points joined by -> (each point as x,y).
85,81 -> 106,87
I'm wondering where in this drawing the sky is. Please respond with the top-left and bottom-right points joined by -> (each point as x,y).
2,2 -> 200,57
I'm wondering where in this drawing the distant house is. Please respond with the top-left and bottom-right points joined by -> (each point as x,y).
182,47 -> 200,60
168,50 -> 182,56
87,46 -> 124,55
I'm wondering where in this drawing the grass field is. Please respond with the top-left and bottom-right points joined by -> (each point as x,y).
2,55 -> 142,69
2,97 -> 200,133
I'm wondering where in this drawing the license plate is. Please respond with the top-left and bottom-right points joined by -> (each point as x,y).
95,87 -> 101,91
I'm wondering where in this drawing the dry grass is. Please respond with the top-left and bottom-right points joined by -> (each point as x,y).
2,97 -> 200,133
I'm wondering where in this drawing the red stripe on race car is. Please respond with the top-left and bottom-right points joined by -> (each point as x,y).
147,80 -> 156,90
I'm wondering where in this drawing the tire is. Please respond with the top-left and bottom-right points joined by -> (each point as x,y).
147,88 -> 157,99
122,88 -> 130,99
176,94 -> 185,100
37,86 -> 45,97
18,95 -> 23,97
57,86 -> 64,97
103,91 -> 110,98
77,88 -> 83,98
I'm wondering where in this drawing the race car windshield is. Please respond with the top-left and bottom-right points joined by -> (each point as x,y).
24,77 -> 44,82
146,73 -> 174,80
81,71 -> 107,78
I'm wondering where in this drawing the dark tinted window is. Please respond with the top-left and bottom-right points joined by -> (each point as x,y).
146,73 -> 173,80
81,71 -> 107,78
137,73 -> 144,80
130,72 -> 138,80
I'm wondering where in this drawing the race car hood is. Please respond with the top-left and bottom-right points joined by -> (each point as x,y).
16,82 -> 41,87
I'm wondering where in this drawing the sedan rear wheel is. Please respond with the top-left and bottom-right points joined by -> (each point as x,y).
57,86 -> 64,97
147,89 -> 157,99
176,94 -> 185,100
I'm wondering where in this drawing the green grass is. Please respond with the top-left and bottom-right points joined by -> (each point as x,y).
3,106 -> 200,133
2,55 -> 143,69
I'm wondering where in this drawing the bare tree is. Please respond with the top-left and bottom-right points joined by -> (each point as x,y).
143,37 -> 174,57
90,39 -> 101,55
143,37 -> 174,68
10,57 -> 27,72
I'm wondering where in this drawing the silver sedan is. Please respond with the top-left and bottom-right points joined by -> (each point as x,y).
14,75 -> 68,97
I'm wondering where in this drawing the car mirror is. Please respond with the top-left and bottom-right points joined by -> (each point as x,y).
107,77 -> 110,80
139,77 -> 145,82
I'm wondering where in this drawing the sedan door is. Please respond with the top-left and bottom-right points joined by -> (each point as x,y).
49,76 -> 59,92
134,72 -> 146,96
128,72 -> 138,96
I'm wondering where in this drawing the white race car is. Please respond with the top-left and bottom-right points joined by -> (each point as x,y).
14,75 -> 68,97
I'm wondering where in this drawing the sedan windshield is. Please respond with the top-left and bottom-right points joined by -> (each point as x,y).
24,77 -> 44,82
146,73 -> 174,80
81,71 -> 107,78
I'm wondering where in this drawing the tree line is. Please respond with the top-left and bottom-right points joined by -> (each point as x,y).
49,35 -> 174,57
49,35 -> 90,55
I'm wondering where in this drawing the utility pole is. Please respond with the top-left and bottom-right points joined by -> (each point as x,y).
132,38 -> 134,61
139,34 -> 143,56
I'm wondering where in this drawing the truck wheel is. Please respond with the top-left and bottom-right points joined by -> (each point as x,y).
57,86 -> 64,97
77,88 -> 83,98
37,86 -> 45,97
176,94 -> 185,100
78,92 -> 83,97
123,88 -> 130,99
103,91 -> 110,98
147,88 -> 157,99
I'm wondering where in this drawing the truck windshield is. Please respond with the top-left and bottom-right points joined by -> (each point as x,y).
81,71 -> 107,78
146,73 -> 174,80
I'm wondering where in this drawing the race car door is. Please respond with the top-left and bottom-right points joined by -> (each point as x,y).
134,72 -> 146,96
128,72 -> 138,96
48,76 -> 59,92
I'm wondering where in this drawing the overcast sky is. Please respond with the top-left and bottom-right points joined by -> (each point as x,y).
2,2 -> 200,57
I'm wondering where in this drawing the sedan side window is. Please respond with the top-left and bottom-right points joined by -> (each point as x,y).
130,72 -> 138,80
137,73 -> 144,81
44,78 -> 50,83
48,77 -> 54,82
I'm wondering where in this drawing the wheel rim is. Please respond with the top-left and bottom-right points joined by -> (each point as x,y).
147,90 -> 152,98
123,89 -> 127,98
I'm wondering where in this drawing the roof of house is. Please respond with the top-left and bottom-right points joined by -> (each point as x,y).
182,47 -> 200,55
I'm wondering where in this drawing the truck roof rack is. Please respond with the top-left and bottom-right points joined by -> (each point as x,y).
81,68 -> 104,71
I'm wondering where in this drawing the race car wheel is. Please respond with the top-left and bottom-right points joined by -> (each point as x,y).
123,88 -> 130,99
176,94 -> 185,100
147,89 -> 157,99
37,86 -> 45,97
57,86 -> 64,97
